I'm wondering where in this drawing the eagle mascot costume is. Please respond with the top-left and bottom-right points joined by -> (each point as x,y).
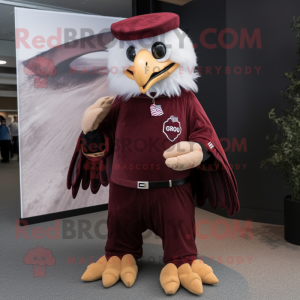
67,12 -> 239,295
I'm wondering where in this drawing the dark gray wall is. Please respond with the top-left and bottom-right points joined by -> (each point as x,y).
156,0 -> 300,224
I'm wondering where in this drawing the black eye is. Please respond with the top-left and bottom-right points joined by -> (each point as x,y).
126,46 -> 136,62
152,42 -> 166,59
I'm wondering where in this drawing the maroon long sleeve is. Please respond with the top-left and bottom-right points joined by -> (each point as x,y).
81,90 -> 218,186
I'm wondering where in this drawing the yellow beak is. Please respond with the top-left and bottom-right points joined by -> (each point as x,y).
125,49 -> 179,93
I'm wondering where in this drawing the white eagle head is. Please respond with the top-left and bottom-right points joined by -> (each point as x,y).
107,27 -> 199,100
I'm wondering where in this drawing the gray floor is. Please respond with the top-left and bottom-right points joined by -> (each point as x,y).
0,159 -> 300,300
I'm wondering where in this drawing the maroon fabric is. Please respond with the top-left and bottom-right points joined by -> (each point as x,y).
66,135 -> 111,198
111,12 -> 179,41
67,89 -> 239,215
105,181 -> 198,267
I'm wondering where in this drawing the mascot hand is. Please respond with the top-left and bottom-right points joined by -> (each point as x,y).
81,96 -> 115,134
163,141 -> 203,171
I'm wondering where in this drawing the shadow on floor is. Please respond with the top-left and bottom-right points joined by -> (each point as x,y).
252,225 -> 299,251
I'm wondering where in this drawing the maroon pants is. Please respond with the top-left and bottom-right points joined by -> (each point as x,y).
105,182 -> 198,267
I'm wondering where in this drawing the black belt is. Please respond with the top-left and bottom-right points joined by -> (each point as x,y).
137,176 -> 190,189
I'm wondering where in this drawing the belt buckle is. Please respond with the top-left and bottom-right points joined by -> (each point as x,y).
137,181 -> 149,189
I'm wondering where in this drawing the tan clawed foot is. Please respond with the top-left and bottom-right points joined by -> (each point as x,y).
160,263 -> 180,295
191,259 -> 219,285
178,263 -> 203,295
120,254 -> 138,287
102,256 -> 122,288
81,255 -> 107,281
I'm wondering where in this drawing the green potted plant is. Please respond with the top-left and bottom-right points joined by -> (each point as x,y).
261,16 -> 300,246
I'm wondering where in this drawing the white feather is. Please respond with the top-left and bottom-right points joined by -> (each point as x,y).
107,29 -> 199,100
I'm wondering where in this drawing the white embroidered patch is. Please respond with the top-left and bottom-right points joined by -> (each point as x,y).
208,141 -> 214,149
163,115 -> 182,142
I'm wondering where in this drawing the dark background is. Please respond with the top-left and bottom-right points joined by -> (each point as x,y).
137,0 -> 300,225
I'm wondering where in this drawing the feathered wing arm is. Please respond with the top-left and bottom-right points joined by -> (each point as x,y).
191,142 -> 239,216
66,133 -> 111,199
67,97 -> 120,199
186,91 -> 240,216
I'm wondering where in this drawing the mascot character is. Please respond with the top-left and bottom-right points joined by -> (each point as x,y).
67,12 -> 239,295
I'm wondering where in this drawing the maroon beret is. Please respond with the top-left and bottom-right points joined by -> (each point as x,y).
111,12 -> 179,41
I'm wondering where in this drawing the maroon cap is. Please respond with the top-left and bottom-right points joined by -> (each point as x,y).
111,12 -> 179,41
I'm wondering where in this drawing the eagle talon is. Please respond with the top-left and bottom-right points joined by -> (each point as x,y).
178,263 -> 203,295
81,255 -> 107,281
160,263 -> 180,295
191,259 -> 219,285
120,254 -> 138,287
102,256 -> 121,288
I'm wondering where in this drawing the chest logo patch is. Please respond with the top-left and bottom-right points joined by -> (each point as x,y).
163,115 -> 182,142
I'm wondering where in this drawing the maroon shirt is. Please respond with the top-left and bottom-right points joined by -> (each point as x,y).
67,88 -> 240,215
97,90 -> 214,186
